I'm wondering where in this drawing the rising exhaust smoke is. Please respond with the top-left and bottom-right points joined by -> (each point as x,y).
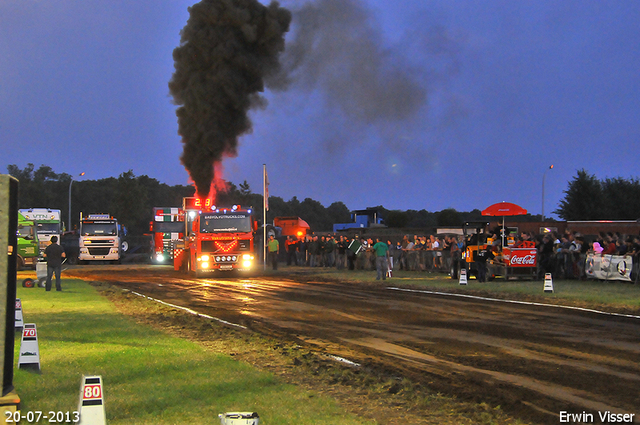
269,0 -> 428,124
169,0 -> 291,198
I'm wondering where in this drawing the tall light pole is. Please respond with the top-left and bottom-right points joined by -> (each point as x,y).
541,165 -> 553,222
68,172 -> 85,231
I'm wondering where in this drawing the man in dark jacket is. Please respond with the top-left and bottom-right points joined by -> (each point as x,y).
475,246 -> 494,283
44,235 -> 66,291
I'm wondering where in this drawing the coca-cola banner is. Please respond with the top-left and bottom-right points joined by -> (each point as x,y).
502,248 -> 537,267
585,253 -> 633,282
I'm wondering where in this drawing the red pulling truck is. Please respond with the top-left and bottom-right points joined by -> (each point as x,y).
174,197 -> 258,277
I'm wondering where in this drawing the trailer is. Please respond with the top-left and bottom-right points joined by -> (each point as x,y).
487,242 -> 538,280
273,216 -> 310,239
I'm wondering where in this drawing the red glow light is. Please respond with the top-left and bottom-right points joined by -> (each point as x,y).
215,240 -> 238,253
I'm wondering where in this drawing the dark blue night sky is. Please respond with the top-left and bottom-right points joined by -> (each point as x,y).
2,0 -> 639,217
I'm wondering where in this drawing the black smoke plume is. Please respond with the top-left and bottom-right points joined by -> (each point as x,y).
269,0 -> 427,124
169,0 -> 291,197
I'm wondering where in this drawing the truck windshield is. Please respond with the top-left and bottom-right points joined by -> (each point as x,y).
81,222 -> 118,236
17,225 -> 34,238
36,222 -> 61,234
154,221 -> 184,233
200,213 -> 252,233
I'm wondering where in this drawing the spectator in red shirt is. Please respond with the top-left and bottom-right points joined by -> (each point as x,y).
603,236 -> 618,255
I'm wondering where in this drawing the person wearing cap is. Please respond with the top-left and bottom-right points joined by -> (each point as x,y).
43,235 -> 66,291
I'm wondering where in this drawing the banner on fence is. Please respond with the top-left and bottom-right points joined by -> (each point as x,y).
585,253 -> 633,282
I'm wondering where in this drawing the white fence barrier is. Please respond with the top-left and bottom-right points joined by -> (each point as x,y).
585,253 -> 634,282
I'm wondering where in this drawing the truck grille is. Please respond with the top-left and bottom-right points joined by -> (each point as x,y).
201,240 -> 251,253
88,247 -> 111,256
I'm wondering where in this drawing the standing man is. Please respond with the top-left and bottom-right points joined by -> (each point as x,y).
44,235 -> 66,291
336,236 -> 347,270
372,238 -> 390,281
267,234 -> 280,270
285,236 -> 297,266
475,245 -> 494,283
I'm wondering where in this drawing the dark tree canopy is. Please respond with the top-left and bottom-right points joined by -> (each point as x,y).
554,169 -> 640,220
7,164 -> 195,234
10,163 -> 608,235
437,208 -> 464,227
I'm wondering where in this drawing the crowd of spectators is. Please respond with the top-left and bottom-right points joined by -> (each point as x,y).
532,230 -> 640,282
281,233 -> 463,273
278,229 -> 640,283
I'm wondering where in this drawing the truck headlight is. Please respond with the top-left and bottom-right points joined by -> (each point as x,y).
199,255 -> 210,262
242,254 -> 254,268
156,254 -> 164,262
201,262 -> 209,269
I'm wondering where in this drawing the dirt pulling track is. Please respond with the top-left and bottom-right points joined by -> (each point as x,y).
66,265 -> 640,424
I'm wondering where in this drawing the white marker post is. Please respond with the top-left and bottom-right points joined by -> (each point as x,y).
18,323 -> 40,372
544,273 -> 554,293
459,268 -> 468,285
78,375 -> 106,425
14,299 -> 23,331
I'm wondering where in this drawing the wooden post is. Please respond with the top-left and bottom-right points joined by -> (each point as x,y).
0,175 -> 20,410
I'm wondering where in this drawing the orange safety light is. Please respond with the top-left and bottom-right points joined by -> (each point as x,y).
215,240 -> 238,253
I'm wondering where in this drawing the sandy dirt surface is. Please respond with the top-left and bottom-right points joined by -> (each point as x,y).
65,265 -> 640,425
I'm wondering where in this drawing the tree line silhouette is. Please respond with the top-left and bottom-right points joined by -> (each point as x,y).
6,164 -> 639,235
553,169 -> 640,221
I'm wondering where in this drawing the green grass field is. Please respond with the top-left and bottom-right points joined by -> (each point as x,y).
13,277 -> 373,425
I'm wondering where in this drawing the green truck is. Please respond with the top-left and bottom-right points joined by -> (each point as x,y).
17,212 -> 39,270
19,208 -> 64,255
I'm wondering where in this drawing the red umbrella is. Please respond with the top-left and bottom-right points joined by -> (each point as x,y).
481,202 -> 527,216
482,202 -> 528,245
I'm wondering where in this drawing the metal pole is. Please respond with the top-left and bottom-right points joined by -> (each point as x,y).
263,164 -> 267,270
541,165 -> 553,222
68,172 -> 84,232
68,179 -> 74,232
541,173 -> 545,222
